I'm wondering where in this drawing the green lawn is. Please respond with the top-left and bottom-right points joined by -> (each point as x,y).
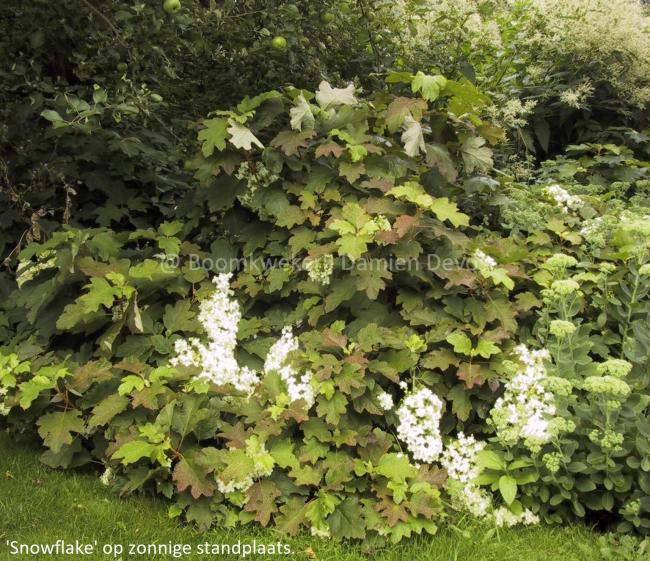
0,431 -> 624,561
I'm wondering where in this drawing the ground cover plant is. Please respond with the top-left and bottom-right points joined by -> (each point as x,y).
1,0 -> 650,553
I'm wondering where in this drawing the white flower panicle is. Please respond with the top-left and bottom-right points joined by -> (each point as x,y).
544,184 -> 583,213
460,484 -> 492,518
440,432 -> 484,484
471,249 -> 497,273
170,273 -> 260,395
216,476 -> 254,495
494,506 -> 539,528
442,433 -> 491,518
559,80 -> 594,109
264,327 -> 315,407
304,254 -> 334,286
396,387 -> 444,463
489,345 -> 556,451
378,391 -> 394,411
100,467 -> 114,486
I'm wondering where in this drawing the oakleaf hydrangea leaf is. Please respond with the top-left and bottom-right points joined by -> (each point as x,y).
227,120 -> 263,150
198,118 -> 229,156
460,136 -> 493,173
401,114 -> 425,157
37,410 -> 85,454
315,81 -> 357,109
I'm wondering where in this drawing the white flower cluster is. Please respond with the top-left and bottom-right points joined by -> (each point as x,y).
235,161 -> 279,207
304,254 -> 334,286
396,388 -> 444,463
440,432 -> 484,484
490,345 -> 556,451
459,483 -> 493,518
559,80 -> 594,109
441,433 -> 491,518
485,97 -> 537,129
264,327 -> 315,407
216,476 -> 254,495
494,506 -> 539,528
579,216 -> 606,245
378,391 -> 394,411
100,467 -> 114,486
0,386 -> 8,416
471,249 -> 497,273
171,273 -> 260,395
544,184 -> 584,213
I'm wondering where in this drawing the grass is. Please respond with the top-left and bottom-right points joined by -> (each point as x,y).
0,431 -> 616,561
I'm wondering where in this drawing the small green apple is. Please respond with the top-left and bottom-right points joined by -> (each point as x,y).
271,36 -> 288,51
163,0 -> 181,15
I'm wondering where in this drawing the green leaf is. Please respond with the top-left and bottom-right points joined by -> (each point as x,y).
163,300 -> 197,333
89,394 -> 130,427
388,181 -> 433,208
18,365 -> 68,409
276,498 -> 308,536
411,72 -> 446,101
37,410 -> 85,454
316,392 -> 347,424
306,492 -> 340,533
270,439 -> 299,470
446,331 -> 472,355
460,136 -> 493,173
376,453 -> 418,483
118,375 -> 145,396
486,268 -> 515,291
430,197 -> 470,227
473,339 -> 501,359
425,143 -> 458,183
447,383 -> 472,421
477,449 -> 505,471
198,118 -> 229,156
337,235 -> 368,261
219,449 -> 255,483
40,109 -> 65,123
159,221 -> 183,237
112,440 -> 169,466
327,497 -> 366,539
499,475 -> 518,505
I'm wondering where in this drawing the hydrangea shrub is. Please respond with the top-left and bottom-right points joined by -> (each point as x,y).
1,75 -> 650,541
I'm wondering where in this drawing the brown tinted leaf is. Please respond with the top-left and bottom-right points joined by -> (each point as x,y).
217,422 -> 249,449
385,97 -> 427,132
244,481 -> 282,526
270,130 -> 315,156
457,362 -> 488,388
322,329 -> 347,349
375,495 -> 409,527
315,141 -> 345,159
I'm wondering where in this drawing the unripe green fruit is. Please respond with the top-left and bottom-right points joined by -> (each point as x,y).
163,0 -> 181,15
271,36 -> 288,51
320,12 -> 335,24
